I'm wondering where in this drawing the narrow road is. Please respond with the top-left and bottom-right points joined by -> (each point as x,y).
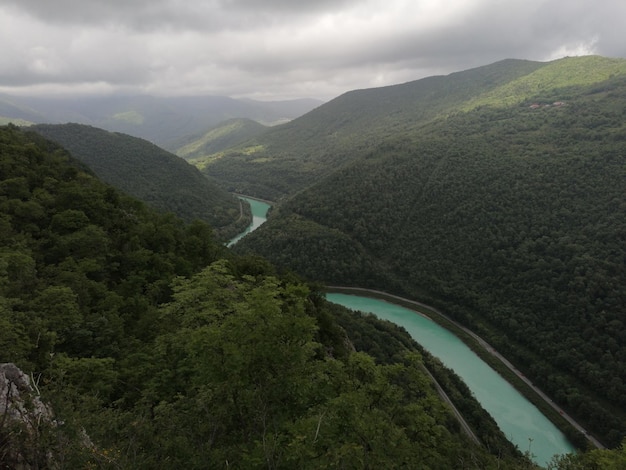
326,286 -> 605,450
419,363 -> 482,445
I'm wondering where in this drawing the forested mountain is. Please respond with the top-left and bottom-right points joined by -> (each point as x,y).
0,93 -> 322,147
0,124 -> 540,468
30,123 -> 247,239
228,56 -> 626,447
201,56 -> 626,200
0,96 -> 43,125
174,118 -> 268,161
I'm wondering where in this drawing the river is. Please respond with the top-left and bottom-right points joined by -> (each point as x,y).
231,196 -> 575,466
227,196 -> 271,246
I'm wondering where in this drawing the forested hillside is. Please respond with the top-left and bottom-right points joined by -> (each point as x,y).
174,118 -> 268,161
0,94 -> 322,147
0,124 -> 537,468
232,57 -> 626,447
31,123 -> 247,240
200,56 -> 626,200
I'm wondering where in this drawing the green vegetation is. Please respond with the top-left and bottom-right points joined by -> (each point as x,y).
231,57 -> 626,447
461,56 -> 626,111
1,124 -> 537,468
200,56 -> 626,202
0,94 -> 322,148
0,117 -> 33,126
31,123 -> 246,239
112,109 -> 144,124
175,118 -> 268,161
548,441 -> 626,469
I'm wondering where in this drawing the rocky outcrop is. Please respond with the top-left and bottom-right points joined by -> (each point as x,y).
0,363 -> 54,469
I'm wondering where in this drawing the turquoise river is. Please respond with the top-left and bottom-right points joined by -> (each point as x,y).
231,196 -> 575,467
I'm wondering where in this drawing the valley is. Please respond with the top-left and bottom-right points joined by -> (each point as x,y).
2,54 -> 626,468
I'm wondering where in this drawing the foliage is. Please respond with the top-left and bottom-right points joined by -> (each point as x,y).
548,440 -> 626,469
233,61 -> 626,447
175,118 -> 268,161
200,57 -> 626,201
31,123 -> 243,232
1,94 -> 322,147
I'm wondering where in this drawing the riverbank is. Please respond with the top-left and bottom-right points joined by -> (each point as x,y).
226,196 -> 272,247
325,286 -> 603,451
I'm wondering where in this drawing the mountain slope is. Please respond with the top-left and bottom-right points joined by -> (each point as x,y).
0,124 -> 529,469
174,118 -> 268,161
0,94 -> 44,124
201,56 -> 626,200
233,57 -> 626,447
31,123 -> 244,234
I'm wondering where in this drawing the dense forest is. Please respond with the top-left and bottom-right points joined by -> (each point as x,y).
30,123 -> 249,241
229,58 -> 626,448
0,124 -> 549,468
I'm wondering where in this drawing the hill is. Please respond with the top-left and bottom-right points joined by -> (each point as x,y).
0,94 -> 322,147
229,56 -> 626,447
174,118 -> 268,161
31,123 -> 245,238
200,56 -> 626,200
0,124 -> 531,468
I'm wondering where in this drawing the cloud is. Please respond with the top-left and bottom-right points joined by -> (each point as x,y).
0,0 -> 624,100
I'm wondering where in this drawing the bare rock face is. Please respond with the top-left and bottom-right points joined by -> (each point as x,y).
1,363 -> 51,419
0,363 -> 54,469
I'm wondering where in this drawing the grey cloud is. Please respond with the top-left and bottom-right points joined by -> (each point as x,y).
221,0 -> 363,15
0,0 -> 362,31
0,0 -> 625,100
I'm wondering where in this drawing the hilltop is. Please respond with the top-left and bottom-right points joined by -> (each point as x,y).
0,124 -> 532,468
0,93 -> 322,147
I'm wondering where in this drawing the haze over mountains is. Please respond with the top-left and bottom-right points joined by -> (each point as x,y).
0,124 -> 537,469
212,55 -> 626,447
0,93 -> 322,148
30,123 -> 246,239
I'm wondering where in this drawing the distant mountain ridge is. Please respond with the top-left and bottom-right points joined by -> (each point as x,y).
0,93 -> 322,148
200,55 -> 626,200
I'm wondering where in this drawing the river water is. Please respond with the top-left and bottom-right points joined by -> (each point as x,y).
326,292 -> 575,466
227,197 -> 271,246
230,196 -> 575,466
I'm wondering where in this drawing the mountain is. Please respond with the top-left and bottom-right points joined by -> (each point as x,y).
225,56 -> 626,447
0,94 -> 322,147
173,118 -> 268,161
200,56 -> 626,200
0,124 -> 532,468
30,123 -> 245,237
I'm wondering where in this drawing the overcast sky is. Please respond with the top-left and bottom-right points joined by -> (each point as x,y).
1,0 -> 624,101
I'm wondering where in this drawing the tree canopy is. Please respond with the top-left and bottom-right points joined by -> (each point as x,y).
232,61 -> 626,447
0,124 -> 534,468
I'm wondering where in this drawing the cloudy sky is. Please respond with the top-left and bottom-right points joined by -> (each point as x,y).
0,0 -> 624,101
